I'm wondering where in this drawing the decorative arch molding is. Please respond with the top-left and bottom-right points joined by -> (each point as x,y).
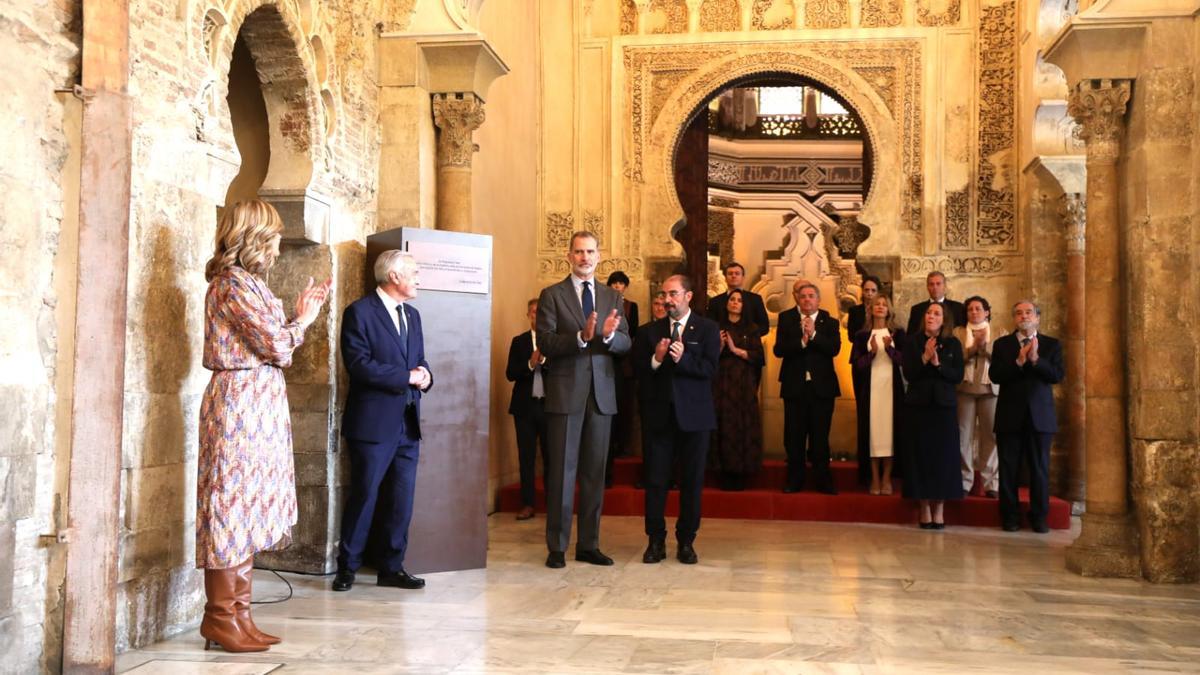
624,41 -> 922,264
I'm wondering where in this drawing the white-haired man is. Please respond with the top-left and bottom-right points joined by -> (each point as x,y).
333,250 -> 433,591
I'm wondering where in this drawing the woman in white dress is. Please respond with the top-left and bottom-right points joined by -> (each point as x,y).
850,296 -> 907,495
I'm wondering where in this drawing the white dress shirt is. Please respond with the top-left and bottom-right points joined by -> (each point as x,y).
376,286 -> 408,335
570,275 -> 614,347
651,309 -> 692,370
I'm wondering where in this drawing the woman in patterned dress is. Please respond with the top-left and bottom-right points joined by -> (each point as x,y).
197,200 -> 329,652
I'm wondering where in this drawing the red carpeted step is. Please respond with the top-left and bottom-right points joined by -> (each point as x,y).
496,462 -> 1072,529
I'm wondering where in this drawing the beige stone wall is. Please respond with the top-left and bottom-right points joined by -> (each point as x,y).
0,0 -> 80,670
115,0 -> 382,649
474,1 -> 544,501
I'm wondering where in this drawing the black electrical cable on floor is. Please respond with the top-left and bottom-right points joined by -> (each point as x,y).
249,567 -> 336,605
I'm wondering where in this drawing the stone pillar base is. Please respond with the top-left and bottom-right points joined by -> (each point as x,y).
1066,511 -> 1140,578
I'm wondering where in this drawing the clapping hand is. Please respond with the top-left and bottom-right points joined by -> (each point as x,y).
581,311 -> 598,342
295,277 -> 332,328
529,348 -> 542,369
923,336 -> 939,365
654,338 -> 670,363
668,339 -> 685,363
882,334 -> 893,350
1018,336 -> 1039,365
972,328 -> 987,346
802,316 -> 815,340
601,309 -> 620,338
869,334 -> 879,353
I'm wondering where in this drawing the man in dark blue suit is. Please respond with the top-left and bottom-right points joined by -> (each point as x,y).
333,250 -> 433,591
775,280 -> 842,494
989,300 -> 1064,533
634,275 -> 720,565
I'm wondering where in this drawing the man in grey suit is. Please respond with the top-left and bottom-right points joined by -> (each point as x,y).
536,231 -> 631,568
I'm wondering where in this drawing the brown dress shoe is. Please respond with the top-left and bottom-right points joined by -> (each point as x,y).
201,567 -> 269,652
234,557 -> 280,645
516,506 -> 535,520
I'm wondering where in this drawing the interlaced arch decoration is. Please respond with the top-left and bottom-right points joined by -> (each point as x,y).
623,43 -> 922,263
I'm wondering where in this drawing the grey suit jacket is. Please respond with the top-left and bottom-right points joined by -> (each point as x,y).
536,276 -> 632,415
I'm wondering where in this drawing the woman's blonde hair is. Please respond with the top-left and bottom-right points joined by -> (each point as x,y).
868,295 -> 898,332
205,199 -> 284,281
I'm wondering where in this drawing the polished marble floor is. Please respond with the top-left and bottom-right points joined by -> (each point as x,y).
118,515 -> 1200,674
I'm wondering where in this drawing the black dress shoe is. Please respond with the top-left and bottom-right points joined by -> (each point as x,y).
378,569 -> 425,589
546,551 -> 566,568
575,549 -> 614,566
642,538 -> 666,564
331,569 -> 355,592
817,484 -> 839,495
1002,522 -> 1020,532
782,483 -> 802,494
676,543 -> 698,565
985,490 -> 999,499
919,522 -> 933,530
1031,520 -> 1049,534
932,522 -> 945,530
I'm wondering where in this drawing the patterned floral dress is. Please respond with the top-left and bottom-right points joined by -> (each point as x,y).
196,266 -> 305,569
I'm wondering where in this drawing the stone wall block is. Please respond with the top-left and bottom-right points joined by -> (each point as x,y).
119,525 -> 177,584
0,455 -> 37,522
0,384 -> 49,458
124,463 -> 189,531
1131,440 -> 1200,584
1144,67 -> 1194,142
255,484 -> 333,573
1132,390 -> 1195,441
134,273 -> 194,395
286,382 -> 332,413
290,410 -> 332,456
116,567 -> 202,651
269,244 -> 334,385
123,392 -> 196,469
292,451 -> 333,487
0,521 -> 14,612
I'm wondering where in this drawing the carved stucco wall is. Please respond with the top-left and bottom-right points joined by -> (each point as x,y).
543,0 -> 1024,332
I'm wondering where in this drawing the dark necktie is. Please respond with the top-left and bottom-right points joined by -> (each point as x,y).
396,305 -> 408,356
671,321 -> 682,342
581,281 -> 594,317
1021,337 -> 1031,347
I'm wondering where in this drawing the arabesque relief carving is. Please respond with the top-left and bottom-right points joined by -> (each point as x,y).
943,188 -> 971,249
623,41 -> 923,235
700,0 -> 741,31
861,0 -> 903,28
917,0 -> 962,26
752,0 -> 794,30
902,256 -> 1006,275
648,0 -> 689,33
975,0 -> 1017,249
806,0 -> 849,29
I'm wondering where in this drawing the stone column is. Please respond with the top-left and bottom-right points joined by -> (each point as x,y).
1064,79 -> 1139,577
432,92 -> 486,233
1060,192 -> 1087,510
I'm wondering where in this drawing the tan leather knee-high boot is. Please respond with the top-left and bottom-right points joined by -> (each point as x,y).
235,557 -> 281,644
200,566 -> 270,652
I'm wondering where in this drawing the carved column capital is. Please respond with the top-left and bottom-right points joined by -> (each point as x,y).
1067,79 -> 1132,164
1060,192 -> 1086,255
432,93 -> 486,168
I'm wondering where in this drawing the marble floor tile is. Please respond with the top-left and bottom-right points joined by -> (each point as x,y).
120,515 -> 1200,674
